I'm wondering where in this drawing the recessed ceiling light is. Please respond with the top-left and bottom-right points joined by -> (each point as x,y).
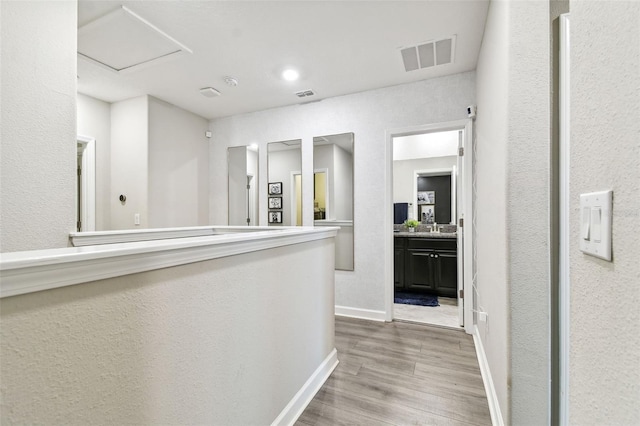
282,69 -> 299,81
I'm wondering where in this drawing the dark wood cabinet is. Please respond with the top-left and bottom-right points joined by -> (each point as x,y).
394,236 -> 457,298
394,239 -> 405,289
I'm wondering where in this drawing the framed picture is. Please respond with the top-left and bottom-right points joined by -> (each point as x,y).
419,204 -> 435,224
268,211 -> 282,224
268,182 -> 283,195
268,197 -> 282,209
417,191 -> 435,205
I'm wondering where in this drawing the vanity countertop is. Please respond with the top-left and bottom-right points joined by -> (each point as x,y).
394,232 -> 457,239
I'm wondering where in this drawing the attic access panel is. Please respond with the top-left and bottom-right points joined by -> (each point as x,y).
78,6 -> 192,74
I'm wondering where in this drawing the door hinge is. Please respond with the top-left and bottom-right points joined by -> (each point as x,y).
459,217 -> 464,228
77,167 -> 81,176
246,185 -> 250,190
459,289 -> 464,299
77,221 -> 81,231
458,147 -> 464,156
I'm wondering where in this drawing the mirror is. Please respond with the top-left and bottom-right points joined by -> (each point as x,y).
267,140 -> 302,226
313,133 -> 354,270
228,145 -> 259,226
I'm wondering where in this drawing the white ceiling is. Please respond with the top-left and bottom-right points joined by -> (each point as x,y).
77,1 -> 489,120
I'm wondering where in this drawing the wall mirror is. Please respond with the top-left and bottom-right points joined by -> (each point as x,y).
267,140 -> 302,226
313,133 -> 354,271
228,145 -> 259,226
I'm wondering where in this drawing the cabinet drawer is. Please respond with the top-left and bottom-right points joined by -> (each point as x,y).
407,238 -> 456,251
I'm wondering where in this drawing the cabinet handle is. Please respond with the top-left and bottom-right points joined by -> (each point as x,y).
430,254 -> 434,258
434,254 -> 439,258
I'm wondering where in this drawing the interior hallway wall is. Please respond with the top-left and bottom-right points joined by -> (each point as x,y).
0,1 -> 77,252
110,96 -> 149,230
77,93 -> 111,231
148,96 -> 209,228
569,2 -> 640,423
209,72 -> 475,315
475,0 -> 551,423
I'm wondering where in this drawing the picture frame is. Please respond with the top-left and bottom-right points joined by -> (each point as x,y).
417,191 -> 435,205
268,182 -> 283,195
419,204 -> 435,224
268,211 -> 282,224
268,197 -> 282,209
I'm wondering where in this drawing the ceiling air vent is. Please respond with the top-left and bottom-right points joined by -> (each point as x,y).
295,89 -> 315,98
400,35 -> 456,72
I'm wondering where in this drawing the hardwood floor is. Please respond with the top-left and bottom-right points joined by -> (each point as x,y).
296,316 -> 491,426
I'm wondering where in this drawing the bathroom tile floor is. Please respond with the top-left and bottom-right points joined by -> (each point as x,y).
394,297 -> 461,329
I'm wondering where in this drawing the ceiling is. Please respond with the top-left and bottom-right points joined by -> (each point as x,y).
77,1 -> 489,120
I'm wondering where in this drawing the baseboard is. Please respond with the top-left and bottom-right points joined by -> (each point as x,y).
473,326 -> 505,426
335,305 -> 386,322
271,348 -> 338,426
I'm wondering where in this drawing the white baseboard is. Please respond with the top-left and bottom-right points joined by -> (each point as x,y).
473,326 -> 505,426
335,305 -> 386,322
271,348 -> 338,426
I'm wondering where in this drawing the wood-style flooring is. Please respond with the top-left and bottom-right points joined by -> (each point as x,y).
296,316 -> 491,426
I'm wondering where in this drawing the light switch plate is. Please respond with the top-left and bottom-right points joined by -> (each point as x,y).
579,190 -> 612,261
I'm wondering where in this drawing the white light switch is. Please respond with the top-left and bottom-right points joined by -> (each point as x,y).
582,207 -> 591,240
134,213 -> 140,226
579,190 -> 612,261
591,207 -> 601,242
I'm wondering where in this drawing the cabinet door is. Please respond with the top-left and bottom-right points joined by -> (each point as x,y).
435,250 -> 457,297
394,247 -> 405,289
405,250 -> 436,292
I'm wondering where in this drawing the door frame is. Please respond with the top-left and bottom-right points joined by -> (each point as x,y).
77,135 -> 96,232
559,13 -> 571,425
385,119 -> 474,334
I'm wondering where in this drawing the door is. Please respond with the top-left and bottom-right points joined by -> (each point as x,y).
456,130 -> 464,325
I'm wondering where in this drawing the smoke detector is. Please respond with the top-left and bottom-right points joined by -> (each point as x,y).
199,87 -> 221,97
223,76 -> 238,87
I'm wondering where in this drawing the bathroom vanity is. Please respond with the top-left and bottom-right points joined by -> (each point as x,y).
394,232 -> 458,298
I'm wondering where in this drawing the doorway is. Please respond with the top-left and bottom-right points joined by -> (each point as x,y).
385,120 -> 474,334
76,135 -> 96,232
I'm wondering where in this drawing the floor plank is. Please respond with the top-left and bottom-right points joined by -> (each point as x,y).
295,316 -> 491,426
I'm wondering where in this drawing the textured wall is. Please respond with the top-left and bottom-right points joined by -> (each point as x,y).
148,97 -> 209,228
474,0 -> 510,420
210,72 -> 475,312
475,1 -> 552,423
0,1 -> 77,251
77,93 -> 111,231
110,96 -> 149,229
569,2 -> 640,423
505,2 -> 551,424
0,238 -> 335,424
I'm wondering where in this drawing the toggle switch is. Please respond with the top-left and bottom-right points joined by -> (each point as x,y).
582,207 -> 591,240
591,207 -> 602,242
579,190 -> 612,261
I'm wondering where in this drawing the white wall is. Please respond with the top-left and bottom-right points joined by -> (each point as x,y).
267,148 -> 302,226
210,72 -> 475,314
569,2 -> 640,424
393,156 -> 457,220
0,1 -> 77,252
148,96 -> 209,228
333,145 -> 353,221
475,0 -> 551,423
77,93 -> 111,231
313,144 -> 335,218
110,96 -> 149,230
474,0 -> 510,421
0,238 -> 336,425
